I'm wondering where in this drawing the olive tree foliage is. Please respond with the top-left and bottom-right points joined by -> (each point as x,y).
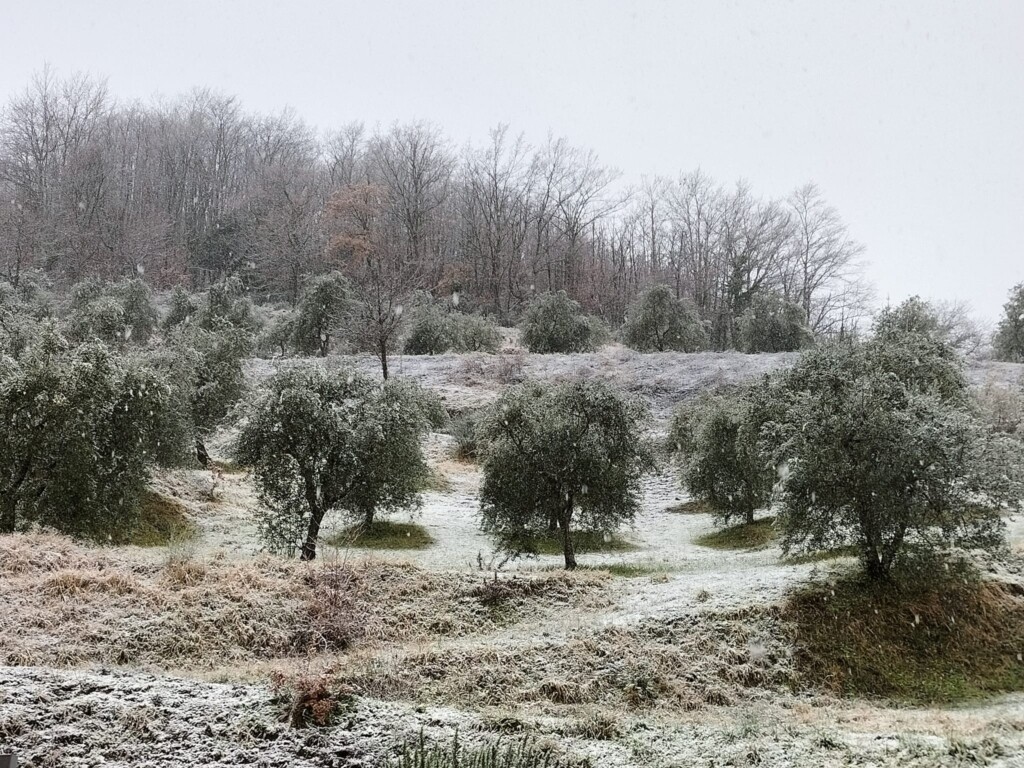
478,380 -> 652,569
163,285 -> 200,330
669,385 -> 773,525
0,329 -> 182,538
734,293 -> 814,353
196,276 -> 262,335
234,368 -> 438,560
403,295 -> 502,355
519,291 -> 597,354
623,285 -> 707,352
994,282 -> 1024,363
290,271 -> 351,356
67,278 -> 159,345
761,304 -> 1024,581
0,278 -> 52,358
403,299 -> 452,355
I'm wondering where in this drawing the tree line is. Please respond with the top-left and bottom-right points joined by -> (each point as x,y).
0,68 -> 871,346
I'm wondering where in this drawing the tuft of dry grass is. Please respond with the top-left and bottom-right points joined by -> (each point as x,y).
327,521 -> 436,551
118,490 -> 197,547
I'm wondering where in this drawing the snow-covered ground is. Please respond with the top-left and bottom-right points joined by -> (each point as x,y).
3,349 -> 1023,767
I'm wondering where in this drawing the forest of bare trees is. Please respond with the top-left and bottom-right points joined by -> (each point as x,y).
0,69 -> 870,345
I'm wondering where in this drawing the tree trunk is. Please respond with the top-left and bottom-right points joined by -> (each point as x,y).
195,438 -> 210,468
559,503 -> 576,570
300,507 -> 326,561
300,469 -> 326,561
379,339 -> 389,380
745,506 -> 755,525
363,507 -> 375,530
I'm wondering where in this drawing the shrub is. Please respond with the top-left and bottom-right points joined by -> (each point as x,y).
449,410 -> 481,461
234,368 -> 435,560
762,304 -> 1024,581
623,285 -> 707,352
0,332 -> 180,538
403,301 -> 452,355
479,379 -> 652,569
669,386 -> 773,525
257,313 -> 296,357
734,293 -> 813,353
993,282 -> 1024,362
291,272 -> 350,356
68,278 -> 159,345
163,285 -> 200,330
450,312 -> 501,353
519,292 -> 596,353
197,276 -> 261,335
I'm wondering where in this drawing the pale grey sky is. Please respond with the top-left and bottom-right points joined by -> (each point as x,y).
1,0 -> 1021,319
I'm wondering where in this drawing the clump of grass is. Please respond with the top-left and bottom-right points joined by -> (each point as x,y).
785,569 -> 1024,704
421,467 -> 453,493
665,499 -> 718,515
328,521 -> 435,551
782,545 -> 859,565
390,731 -> 583,768
117,490 -> 197,547
694,517 -> 776,550
269,671 -> 355,728
538,562 -> 672,578
529,530 -> 639,556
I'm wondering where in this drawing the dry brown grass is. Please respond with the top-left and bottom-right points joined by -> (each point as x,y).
331,606 -> 793,714
0,533 -> 608,671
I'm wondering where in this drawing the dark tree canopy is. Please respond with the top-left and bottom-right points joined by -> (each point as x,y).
291,271 -> 351,356
762,306 -> 1023,581
623,285 -> 707,352
670,385 -> 773,525
479,379 -> 652,569
994,282 -> 1024,362
734,293 -> 814,353
234,368 -> 436,560
0,331 -> 179,538
520,291 -> 597,354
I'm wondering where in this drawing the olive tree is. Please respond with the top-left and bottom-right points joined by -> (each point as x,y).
234,368 -> 435,560
994,282 -> 1024,362
762,312 -> 1023,581
478,380 -> 652,569
291,272 -> 351,356
623,285 -> 707,352
67,278 -> 159,345
520,291 -> 596,354
0,331 -> 179,538
734,293 -> 813,353
669,386 -> 773,525
403,300 -> 452,355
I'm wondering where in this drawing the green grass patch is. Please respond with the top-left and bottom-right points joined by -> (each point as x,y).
327,521 -> 435,550
118,490 -> 197,547
530,529 -> 640,556
694,517 -> 777,550
665,499 -> 718,515
782,545 -> 860,565
785,572 -> 1024,704
536,561 -> 672,578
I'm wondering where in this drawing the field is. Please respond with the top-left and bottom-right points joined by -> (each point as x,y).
2,348 -> 1024,767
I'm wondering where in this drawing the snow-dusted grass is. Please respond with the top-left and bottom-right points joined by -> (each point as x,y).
2,349 -> 1022,767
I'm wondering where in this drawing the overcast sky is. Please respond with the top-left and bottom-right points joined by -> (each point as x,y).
1,0 -> 1021,319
